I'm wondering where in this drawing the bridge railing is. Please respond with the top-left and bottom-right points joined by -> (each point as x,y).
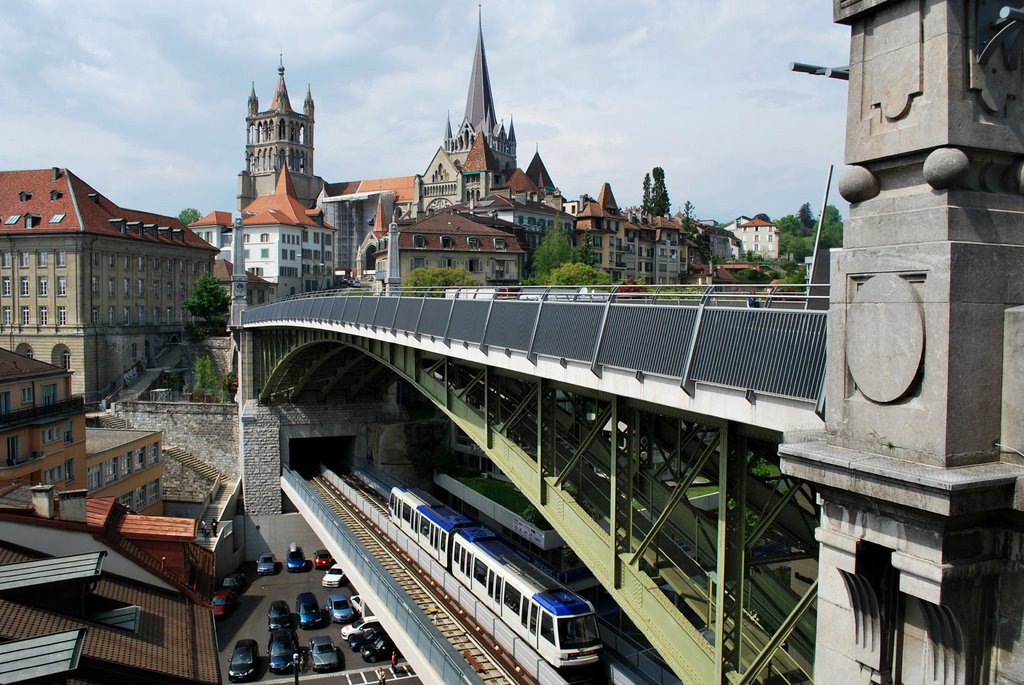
244,284 -> 828,404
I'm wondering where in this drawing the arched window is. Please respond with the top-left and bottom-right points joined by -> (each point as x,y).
299,126 -> 305,145
15,343 -> 32,359
441,236 -> 454,249
468,237 -> 480,250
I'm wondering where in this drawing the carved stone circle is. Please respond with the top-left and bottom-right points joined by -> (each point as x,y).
845,274 -> 925,404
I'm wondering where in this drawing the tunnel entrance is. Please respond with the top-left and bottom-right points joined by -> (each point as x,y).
288,436 -> 355,479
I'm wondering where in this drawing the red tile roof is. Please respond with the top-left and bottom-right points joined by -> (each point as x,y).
400,212 -> 524,252
241,166 -> 330,229
741,217 -> 776,227
211,259 -> 271,284
0,347 -> 68,380
191,210 -> 232,227
371,195 -> 388,238
525,152 -> 555,190
501,168 -> 539,194
463,134 -> 500,172
0,169 -> 217,252
597,182 -> 619,213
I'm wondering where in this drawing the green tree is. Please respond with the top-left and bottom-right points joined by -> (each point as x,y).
575,235 -> 595,266
641,173 -> 653,216
650,167 -> 671,217
178,207 -> 201,226
404,267 -> 477,289
183,273 -> 230,332
193,354 -> 217,400
542,262 -> 612,286
528,225 -> 574,282
818,204 -> 845,249
797,202 -> 815,236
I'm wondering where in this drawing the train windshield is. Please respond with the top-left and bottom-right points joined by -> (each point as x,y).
557,614 -> 600,650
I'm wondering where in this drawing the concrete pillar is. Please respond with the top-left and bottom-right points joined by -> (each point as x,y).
782,2 -> 1024,683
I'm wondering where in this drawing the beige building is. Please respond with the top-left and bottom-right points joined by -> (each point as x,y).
730,216 -> 780,259
0,168 -> 218,401
85,428 -> 163,515
0,348 -> 87,491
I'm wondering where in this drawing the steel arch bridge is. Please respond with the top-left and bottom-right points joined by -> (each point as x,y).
241,289 -> 827,684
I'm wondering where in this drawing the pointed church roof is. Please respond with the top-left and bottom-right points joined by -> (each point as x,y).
508,114 -> 516,143
502,168 -> 538,194
463,134 -> 500,172
597,182 -> 619,214
270,60 -> 293,113
525,151 -> 555,190
248,82 -> 258,104
463,11 -> 497,134
444,113 -> 453,141
241,166 -> 325,228
371,195 -> 388,238
303,84 -> 314,110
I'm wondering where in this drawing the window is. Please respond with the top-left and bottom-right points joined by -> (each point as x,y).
0,391 -> 9,414
413,234 -> 426,248
20,306 -> 29,325
467,259 -> 481,273
123,307 -> 130,325
90,307 -> 97,325
165,306 -> 172,323
1,307 -> 8,325
166,282 -> 172,297
37,251 -> 48,266
38,306 -> 47,325
123,278 -> 129,295
137,256 -> 145,270
57,275 -> 66,296
64,458 -> 74,482
57,306 -> 66,326
19,252 -> 29,268
108,306 -> 114,325
137,306 -> 144,324
473,559 -> 488,585
1,277 -> 8,296
19,277 -> 28,296
104,458 -> 118,484
137,279 -> 144,296
0,253 -> 8,268
3,215 -> 19,225
152,307 -> 158,323
41,383 -> 56,405
108,278 -> 115,296
147,480 -> 161,504
468,237 -> 480,250
149,443 -> 160,465
494,238 -> 506,250
56,251 -> 66,267
21,386 -> 31,403
64,420 -> 72,443
135,448 -> 145,471
152,280 -> 159,297
42,426 -> 58,443
87,464 -> 101,490
44,466 -> 62,484
38,276 -> 47,295
260,248 -> 268,258
260,233 -> 270,242
179,283 -> 185,297
91,276 -> 98,294
503,584 -> 522,613
123,255 -> 131,270
122,453 -> 132,475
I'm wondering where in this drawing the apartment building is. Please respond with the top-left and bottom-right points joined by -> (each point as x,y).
85,428 -> 163,515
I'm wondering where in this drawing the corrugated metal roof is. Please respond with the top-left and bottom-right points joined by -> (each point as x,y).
0,628 -> 85,682
0,552 -> 105,593
89,605 -> 141,633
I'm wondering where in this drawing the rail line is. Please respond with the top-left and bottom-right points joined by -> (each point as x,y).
309,473 -> 535,685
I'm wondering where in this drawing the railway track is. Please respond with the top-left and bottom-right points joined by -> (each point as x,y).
309,473 -> 536,685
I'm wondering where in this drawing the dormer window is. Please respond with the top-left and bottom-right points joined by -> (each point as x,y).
413,234 -> 426,249
24,214 -> 41,228
5,215 -> 21,225
50,190 -> 62,201
49,214 -> 65,224
494,238 -> 506,251
441,235 -> 454,249
468,237 -> 480,250
18,192 -> 31,202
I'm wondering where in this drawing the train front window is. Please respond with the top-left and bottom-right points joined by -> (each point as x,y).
540,612 -> 555,644
557,614 -> 601,650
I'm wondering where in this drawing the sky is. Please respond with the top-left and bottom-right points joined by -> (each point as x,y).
0,0 -> 852,224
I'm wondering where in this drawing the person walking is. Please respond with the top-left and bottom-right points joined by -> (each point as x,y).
390,650 -> 398,674
377,666 -> 388,685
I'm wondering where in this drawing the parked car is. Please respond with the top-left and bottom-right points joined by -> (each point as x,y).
349,594 -> 371,619
347,625 -> 385,652
286,544 -> 306,572
267,600 -> 292,630
341,616 -> 380,640
267,628 -> 298,674
256,552 -> 278,575
326,593 -> 355,624
309,635 -> 341,672
313,549 -> 334,570
227,638 -> 259,682
361,635 -> 398,663
211,589 -> 238,619
220,572 -> 248,593
295,591 -> 322,629
321,565 -> 346,588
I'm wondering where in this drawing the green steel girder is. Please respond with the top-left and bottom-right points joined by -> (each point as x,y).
289,346 -> 347,402
317,353 -> 373,402
249,328 -> 816,685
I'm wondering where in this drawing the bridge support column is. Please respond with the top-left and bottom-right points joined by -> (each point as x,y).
783,2 -> 1024,683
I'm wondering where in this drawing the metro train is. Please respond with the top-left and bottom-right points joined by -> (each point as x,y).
389,485 -> 602,668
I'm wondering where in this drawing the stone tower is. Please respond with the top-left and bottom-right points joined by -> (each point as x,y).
237,59 -> 322,210
781,1 -> 1024,683
442,11 -> 516,171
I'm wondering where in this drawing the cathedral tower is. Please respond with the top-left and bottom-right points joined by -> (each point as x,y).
237,59 -> 322,210
442,12 -> 516,171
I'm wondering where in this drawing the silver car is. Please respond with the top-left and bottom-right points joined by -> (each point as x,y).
309,635 -> 340,672
256,552 -> 278,575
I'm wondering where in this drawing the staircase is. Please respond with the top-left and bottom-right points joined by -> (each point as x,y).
162,446 -> 237,552
95,414 -> 127,430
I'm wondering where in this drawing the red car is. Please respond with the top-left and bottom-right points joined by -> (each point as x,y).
211,589 -> 238,618
313,549 -> 334,570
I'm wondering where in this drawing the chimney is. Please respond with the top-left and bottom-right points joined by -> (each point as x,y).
51,167 -> 61,181
31,484 -> 55,519
59,489 -> 88,523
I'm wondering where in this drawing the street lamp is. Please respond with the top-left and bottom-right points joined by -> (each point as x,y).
292,651 -> 300,685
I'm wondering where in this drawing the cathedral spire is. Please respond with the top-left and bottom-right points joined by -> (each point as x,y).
248,81 -> 259,115
508,114 -> 516,143
463,8 -> 496,135
303,83 -> 314,116
270,56 -> 293,113
444,111 -> 453,141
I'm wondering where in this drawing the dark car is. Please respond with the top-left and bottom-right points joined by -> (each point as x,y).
221,571 -> 248,593
347,625 -> 385,652
309,635 -> 341,672
286,544 -> 306,572
313,549 -> 334,570
256,552 -> 278,575
227,638 -> 259,682
360,635 -> 398,663
295,591 -> 322,629
211,589 -> 238,619
267,629 -> 298,674
267,600 -> 292,630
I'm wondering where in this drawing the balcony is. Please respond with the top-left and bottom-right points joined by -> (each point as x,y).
0,396 -> 85,432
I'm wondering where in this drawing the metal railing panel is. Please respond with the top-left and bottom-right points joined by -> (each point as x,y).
484,300 -> 536,352
598,304 -> 698,378
447,299 -> 490,344
394,298 -> 422,332
372,297 -> 398,329
419,299 -> 454,338
532,301 -> 604,362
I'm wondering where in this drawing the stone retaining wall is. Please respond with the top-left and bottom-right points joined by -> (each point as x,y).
115,401 -> 239,478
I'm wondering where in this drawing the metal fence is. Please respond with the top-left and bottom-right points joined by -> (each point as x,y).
245,285 -> 827,403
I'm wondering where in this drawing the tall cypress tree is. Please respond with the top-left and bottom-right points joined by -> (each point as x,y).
651,167 -> 671,217
641,173 -> 653,216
